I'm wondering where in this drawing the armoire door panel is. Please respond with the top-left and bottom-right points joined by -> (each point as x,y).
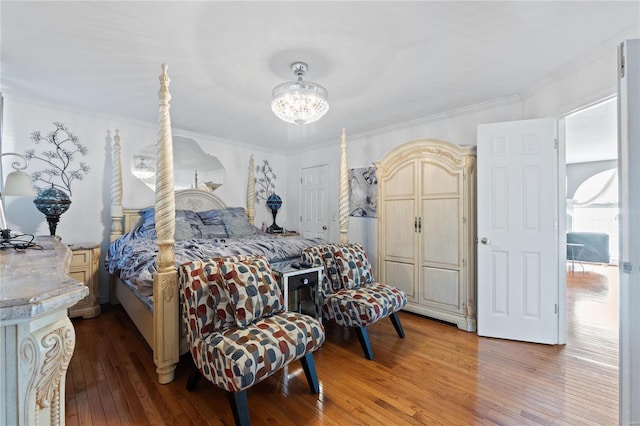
421,162 -> 460,196
421,198 -> 460,266
384,162 -> 416,197
384,261 -> 416,302
384,199 -> 415,260
421,267 -> 461,311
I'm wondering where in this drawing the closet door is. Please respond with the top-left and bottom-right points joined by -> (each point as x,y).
379,160 -> 418,302
419,160 -> 464,315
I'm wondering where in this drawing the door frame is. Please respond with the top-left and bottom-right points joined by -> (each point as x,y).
617,38 -> 640,425
557,118 -> 567,344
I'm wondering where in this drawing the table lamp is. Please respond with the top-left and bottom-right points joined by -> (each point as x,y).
1,152 -> 37,242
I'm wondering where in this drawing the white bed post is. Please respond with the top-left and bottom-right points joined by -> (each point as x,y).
153,64 -> 179,384
339,128 -> 349,244
110,129 -> 123,241
247,155 -> 255,225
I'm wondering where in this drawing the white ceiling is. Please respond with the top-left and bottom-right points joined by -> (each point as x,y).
1,1 -> 639,153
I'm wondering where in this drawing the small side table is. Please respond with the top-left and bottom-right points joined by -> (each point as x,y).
280,231 -> 299,237
272,263 -> 323,320
567,242 -> 585,274
68,242 -> 101,318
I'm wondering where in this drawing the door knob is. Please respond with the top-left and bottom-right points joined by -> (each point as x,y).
322,225 -> 328,230
481,237 -> 490,245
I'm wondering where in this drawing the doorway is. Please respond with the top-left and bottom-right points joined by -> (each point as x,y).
565,97 -> 619,264
564,96 -> 619,415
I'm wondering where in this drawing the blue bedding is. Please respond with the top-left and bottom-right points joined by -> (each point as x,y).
106,231 -> 327,297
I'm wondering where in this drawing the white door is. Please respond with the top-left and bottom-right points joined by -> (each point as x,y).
477,118 -> 561,344
300,165 -> 329,239
617,39 -> 640,425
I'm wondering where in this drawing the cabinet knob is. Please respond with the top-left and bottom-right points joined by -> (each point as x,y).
322,225 -> 328,230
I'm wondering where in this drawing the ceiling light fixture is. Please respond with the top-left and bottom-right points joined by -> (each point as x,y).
271,62 -> 329,125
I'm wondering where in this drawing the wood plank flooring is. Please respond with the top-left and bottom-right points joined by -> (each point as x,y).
66,265 -> 618,425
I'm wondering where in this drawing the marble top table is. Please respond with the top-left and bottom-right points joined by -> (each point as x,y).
1,236 -> 88,425
0,236 -> 88,322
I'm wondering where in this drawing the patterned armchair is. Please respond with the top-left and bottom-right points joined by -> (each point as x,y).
178,255 -> 325,426
302,243 -> 407,360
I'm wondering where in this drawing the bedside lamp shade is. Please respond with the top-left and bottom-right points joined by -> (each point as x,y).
3,170 -> 36,196
1,152 -> 36,238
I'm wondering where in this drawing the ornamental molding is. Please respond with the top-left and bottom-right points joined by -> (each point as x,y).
464,156 -> 476,175
36,325 -> 74,410
20,336 -> 38,422
376,139 -> 476,178
161,274 -> 176,303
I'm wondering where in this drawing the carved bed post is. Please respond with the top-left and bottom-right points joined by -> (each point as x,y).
339,128 -> 350,244
247,155 -> 255,225
110,129 -> 123,241
153,64 -> 178,384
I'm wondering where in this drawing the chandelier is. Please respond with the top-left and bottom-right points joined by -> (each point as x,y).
271,62 -> 329,125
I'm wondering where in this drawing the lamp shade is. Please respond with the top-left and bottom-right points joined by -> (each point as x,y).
3,170 -> 36,196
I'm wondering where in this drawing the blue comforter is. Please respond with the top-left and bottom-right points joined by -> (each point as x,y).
106,232 -> 327,296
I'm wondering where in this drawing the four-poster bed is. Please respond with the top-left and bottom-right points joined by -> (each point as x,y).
108,64 -> 352,384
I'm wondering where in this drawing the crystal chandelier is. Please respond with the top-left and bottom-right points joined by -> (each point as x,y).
271,62 -> 329,125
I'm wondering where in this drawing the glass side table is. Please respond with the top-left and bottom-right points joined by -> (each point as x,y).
567,242 -> 585,274
272,262 -> 323,320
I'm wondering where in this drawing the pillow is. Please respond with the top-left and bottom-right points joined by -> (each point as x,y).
224,207 -> 247,218
220,256 -> 284,328
175,220 -> 195,241
202,259 -> 234,331
175,210 -> 203,240
178,261 -> 219,339
179,255 -> 255,335
198,207 -> 246,226
302,244 -> 342,294
138,207 -> 156,237
222,210 -> 258,238
332,243 -> 375,289
138,208 -> 203,239
196,224 -> 228,239
197,209 -> 224,226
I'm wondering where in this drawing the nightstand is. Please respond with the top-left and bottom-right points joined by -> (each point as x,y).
279,231 -> 299,237
67,242 -> 101,319
272,263 -> 323,320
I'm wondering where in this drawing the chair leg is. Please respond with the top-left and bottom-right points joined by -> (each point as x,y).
389,311 -> 405,338
186,364 -> 201,391
300,352 -> 320,394
355,326 -> 374,360
229,390 -> 250,426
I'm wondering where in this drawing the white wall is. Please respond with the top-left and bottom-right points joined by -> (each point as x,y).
521,27 -> 639,118
1,93 -> 288,302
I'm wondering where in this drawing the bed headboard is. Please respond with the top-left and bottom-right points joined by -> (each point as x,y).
175,189 -> 226,211
122,189 -> 227,234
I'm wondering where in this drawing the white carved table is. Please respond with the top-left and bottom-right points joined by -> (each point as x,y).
0,237 -> 88,426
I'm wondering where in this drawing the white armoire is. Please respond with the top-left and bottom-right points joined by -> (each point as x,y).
375,139 -> 476,331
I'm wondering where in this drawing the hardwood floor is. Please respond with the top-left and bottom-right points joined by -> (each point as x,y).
66,265 -> 618,425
